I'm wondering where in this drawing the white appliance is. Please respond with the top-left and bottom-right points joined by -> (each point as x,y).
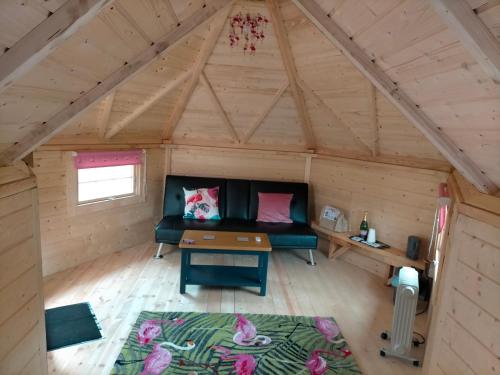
380,267 -> 420,367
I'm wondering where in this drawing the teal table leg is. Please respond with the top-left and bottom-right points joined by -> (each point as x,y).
259,252 -> 269,296
180,250 -> 189,294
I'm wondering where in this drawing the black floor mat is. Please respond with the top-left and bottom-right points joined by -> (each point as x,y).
45,302 -> 102,351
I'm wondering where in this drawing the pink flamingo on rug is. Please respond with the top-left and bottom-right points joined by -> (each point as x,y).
314,317 -> 345,344
137,318 -> 185,346
140,344 -> 172,375
212,346 -> 257,375
233,313 -> 271,346
306,349 -> 352,375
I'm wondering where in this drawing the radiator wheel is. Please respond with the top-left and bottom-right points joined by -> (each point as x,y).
379,350 -> 386,357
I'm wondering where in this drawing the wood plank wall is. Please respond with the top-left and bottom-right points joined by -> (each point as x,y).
168,146 -> 448,278
169,146 -> 308,182
0,163 -> 48,375
310,156 -> 448,278
424,208 -> 500,374
32,148 -> 165,276
423,176 -> 500,374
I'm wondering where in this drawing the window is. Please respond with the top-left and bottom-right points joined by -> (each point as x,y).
72,149 -> 145,206
77,164 -> 137,203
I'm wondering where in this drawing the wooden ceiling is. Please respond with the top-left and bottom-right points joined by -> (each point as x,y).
0,0 -> 499,194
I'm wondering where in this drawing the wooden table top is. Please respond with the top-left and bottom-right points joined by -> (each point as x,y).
179,230 -> 272,252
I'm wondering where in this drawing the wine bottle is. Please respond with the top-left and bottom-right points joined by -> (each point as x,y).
360,212 -> 369,240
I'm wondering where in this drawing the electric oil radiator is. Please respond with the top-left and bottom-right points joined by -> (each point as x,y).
380,266 -> 420,367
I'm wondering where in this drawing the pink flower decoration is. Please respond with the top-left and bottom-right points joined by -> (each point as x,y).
207,186 -> 219,200
137,320 -> 162,346
140,344 -> 172,375
306,351 -> 328,375
314,317 -> 340,343
227,354 -> 257,375
235,313 -> 257,343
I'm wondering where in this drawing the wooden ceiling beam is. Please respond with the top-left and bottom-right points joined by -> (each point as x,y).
105,70 -> 191,138
0,0 -> 113,94
243,81 -> 289,144
317,147 -> 452,173
431,0 -> 500,84
162,6 -> 232,140
97,92 -> 115,138
292,0 -> 498,194
297,78 -> 373,155
266,0 -> 316,150
0,0 -> 232,166
200,71 -> 240,143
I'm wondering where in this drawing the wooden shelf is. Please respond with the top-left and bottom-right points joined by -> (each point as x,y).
311,221 -> 425,271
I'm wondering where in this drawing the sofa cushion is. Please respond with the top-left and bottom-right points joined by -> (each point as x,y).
249,180 -> 308,224
226,179 -> 250,220
155,216 -> 317,249
183,187 -> 221,220
163,175 -> 227,218
257,192 -> 293,223
155,216 -> 225,244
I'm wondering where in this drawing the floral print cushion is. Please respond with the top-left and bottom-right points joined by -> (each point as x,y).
183,186 -> 221,220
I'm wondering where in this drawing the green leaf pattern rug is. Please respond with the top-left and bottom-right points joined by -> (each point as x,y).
111,311 -> 361,375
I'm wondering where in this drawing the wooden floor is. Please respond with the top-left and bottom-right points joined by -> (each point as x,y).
43,242 -> 427,374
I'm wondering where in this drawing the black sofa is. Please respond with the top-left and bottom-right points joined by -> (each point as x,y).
154,175 -> 318,264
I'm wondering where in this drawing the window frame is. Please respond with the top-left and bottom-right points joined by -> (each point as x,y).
66,151 -> 147,215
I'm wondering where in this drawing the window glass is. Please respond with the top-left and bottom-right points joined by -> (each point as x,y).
77,164 -> 135,203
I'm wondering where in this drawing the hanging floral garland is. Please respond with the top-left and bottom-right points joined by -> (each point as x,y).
229,12 -> 269,55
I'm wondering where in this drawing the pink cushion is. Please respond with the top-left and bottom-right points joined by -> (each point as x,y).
257,193 -> 293,223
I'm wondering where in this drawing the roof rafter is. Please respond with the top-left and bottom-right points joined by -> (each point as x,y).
292,0 -> 498,194
0,0 -> 232,166
266,0 -> 316,150
105,70 -> 192,138
431,0 -> 500,84
297,78 -> 373,155
0,0 -> 113,95
200,71 -> 240,143
162,5 -> 233,140
243,81 -> 290,143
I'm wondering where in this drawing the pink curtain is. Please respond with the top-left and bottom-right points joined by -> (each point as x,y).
438,183 -> 449,233
74,150 -> 143,169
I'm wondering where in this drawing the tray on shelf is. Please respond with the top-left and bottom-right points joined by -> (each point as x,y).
349,235 -> 390,249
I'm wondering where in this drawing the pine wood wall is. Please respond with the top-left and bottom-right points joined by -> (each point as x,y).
167,146 -> 449,278
424,177 -> 500,374
32,148 -> 165,276
168,146 -> 308,182
310,155 -> 449,278
0,163 -> 48,375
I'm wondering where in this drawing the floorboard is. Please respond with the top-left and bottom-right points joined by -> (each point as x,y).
43,242 -> 427,374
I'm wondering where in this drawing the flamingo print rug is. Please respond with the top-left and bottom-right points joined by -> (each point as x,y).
111,311 -> 361,375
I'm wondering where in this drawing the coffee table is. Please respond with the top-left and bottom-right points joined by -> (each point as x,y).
178,230 -> 272,296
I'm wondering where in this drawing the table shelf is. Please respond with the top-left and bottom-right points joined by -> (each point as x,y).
185,265 -> 261,288
311,221 -> 425,271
